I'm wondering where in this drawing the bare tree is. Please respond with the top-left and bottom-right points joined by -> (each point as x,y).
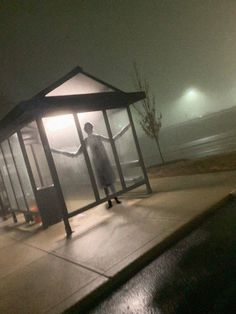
132,63 -> 165,164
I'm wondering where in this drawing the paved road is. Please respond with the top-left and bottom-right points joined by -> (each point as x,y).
85,198 -> 236,314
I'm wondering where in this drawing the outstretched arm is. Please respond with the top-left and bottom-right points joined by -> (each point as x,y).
99,134 -> 110,142
113,124 -> 130,141
99,124 -> 131,143
51,145 -> 83,157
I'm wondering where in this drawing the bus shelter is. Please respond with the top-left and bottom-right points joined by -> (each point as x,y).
0,66 -> 151,236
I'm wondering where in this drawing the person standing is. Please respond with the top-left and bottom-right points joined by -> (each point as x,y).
52,122 -> 130,208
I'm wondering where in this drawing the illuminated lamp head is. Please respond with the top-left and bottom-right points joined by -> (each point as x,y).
84,122 -> 94,135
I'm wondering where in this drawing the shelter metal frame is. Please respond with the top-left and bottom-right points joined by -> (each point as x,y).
0,66 -> 152,237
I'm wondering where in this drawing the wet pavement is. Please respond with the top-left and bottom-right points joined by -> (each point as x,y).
86,198 -> 236,314
1,171 -> 236,313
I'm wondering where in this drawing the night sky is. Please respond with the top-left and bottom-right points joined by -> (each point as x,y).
1,0 -> 236,126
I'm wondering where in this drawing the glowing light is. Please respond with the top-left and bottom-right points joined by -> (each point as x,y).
78,112 -> 101,128
183,88 -> 199,100
43,114 -> 73,132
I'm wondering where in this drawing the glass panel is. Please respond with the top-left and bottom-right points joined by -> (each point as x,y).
46,73 -> 114,97
21,121 -> 53,189
43,114 -> 95,213
78,111 -> 122,198
107,108 -> 144,187
0,170 -> 10,208
9,133 -> 37,210
0,151 -> 17,209
1,141 -> 27,211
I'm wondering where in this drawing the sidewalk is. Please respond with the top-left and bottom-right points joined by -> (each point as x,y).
1,171 -> 236,313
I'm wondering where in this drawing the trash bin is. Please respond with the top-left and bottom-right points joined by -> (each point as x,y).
36,185 -> 63,228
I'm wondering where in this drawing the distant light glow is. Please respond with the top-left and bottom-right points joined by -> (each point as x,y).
173,86 -> 209,121
183,88 -> 199,100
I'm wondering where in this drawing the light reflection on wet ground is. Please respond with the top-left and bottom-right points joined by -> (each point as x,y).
86,199 -> 236,314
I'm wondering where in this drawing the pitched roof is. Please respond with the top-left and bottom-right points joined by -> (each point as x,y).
0,66 -> 145,140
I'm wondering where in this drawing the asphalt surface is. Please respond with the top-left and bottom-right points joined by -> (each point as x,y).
82,198 -> 236,314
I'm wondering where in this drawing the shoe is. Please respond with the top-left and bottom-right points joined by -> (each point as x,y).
114,197 -> 121,204
107,199 -> 113,209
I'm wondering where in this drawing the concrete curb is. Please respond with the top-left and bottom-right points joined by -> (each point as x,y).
59,192 -> 233,313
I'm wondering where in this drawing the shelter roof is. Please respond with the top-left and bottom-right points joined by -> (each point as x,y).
0,66 -> 145,140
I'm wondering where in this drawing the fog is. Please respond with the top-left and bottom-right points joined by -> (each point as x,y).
1,1 -> 236,126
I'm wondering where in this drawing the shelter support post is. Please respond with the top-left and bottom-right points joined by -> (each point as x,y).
126,105 -> 152,194
0,167 -> 12,220
73,113 -> 100,202
103,110 -> 126,190
36,118 -> 72,237
0,145 -> 20,222
8,139 -> 30,214
17,130 -> 43,223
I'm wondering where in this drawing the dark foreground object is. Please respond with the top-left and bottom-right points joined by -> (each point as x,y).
83,199 -> 236,314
